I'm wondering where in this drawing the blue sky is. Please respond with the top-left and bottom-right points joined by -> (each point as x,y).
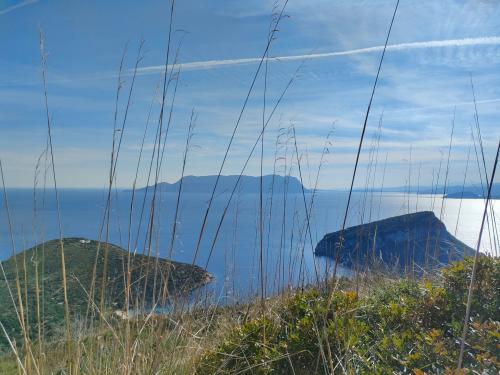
0,0 -> 499,189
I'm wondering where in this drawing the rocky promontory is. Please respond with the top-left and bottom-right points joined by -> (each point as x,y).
314,211 -> 475,270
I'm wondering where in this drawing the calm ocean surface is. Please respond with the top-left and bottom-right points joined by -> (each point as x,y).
0,188 -> 498,300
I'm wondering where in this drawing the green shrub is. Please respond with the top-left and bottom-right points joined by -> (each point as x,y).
197,257 -> 499,374
442,256 -> 500,321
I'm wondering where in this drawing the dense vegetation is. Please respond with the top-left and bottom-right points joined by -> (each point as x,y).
197,257 -> 499,374
0,238 -> 210,352
0,256 -> 497,373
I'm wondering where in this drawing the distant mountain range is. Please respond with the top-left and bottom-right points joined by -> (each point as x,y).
131,176 -> 498,199
133,175 -> 309,194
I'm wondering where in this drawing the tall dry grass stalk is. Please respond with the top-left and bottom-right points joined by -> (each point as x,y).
333,0 -> 400,280
191,0 -> 290,267
470,76 -> 499,256
456,139 -> 499,370
38,28 -> 72,372
1,160 -> 37,373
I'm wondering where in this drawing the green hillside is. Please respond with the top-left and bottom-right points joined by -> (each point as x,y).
0,238 -> 211,351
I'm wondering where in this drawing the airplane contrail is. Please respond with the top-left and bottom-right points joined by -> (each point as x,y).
136,36 -> 500,74
0,0 -> 38,16
3,35 -> 499,88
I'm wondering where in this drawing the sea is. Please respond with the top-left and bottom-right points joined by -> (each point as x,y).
0,188 -> 498,302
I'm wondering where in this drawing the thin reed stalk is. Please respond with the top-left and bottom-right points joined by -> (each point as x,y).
333,0 -> 400,279
456,139 -> 499,370
203,64 -> 300,270
38,29 -> 72,369
191,0 -> 290,266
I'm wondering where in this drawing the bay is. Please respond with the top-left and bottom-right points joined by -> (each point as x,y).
0,188 -> 498,301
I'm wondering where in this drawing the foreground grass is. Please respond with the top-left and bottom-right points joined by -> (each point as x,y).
0,257 -> 498,374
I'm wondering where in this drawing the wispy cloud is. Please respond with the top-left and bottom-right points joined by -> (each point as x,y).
136,36 -> 500,74
0,0 -> 37,16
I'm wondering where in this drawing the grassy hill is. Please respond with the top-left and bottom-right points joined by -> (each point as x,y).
0,238 -> 211,352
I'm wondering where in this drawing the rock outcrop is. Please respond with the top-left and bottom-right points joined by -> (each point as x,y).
314,211 -> 475,270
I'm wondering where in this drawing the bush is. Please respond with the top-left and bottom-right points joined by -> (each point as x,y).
442,256 -> 500,321
197,257 -> 499,374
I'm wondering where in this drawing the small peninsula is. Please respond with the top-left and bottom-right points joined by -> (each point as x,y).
0,238 -> 211,351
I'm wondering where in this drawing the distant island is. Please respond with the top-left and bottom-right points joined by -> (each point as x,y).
314,211 -> 475,270
443,183 -> 499,199
441,182 -> 500,199
444,191 -> 484,199
356,183 -> 500,199
0,238 -> 211,352
132,174 -> 310,194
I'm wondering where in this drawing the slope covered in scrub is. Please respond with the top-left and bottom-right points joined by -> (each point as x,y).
0,238 -> 211,352
197,257 -> 499,374
0,257 -> 497,374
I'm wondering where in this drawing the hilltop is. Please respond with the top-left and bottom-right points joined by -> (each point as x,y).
0,238 -> 210,352
133,174 -> 309,194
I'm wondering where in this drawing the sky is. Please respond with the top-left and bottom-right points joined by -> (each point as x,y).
0,0 -> 499,189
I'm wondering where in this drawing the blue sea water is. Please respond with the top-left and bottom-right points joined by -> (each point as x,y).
0,188 -> 498,300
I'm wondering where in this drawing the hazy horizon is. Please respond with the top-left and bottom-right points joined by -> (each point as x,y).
0,172 -> 495,191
